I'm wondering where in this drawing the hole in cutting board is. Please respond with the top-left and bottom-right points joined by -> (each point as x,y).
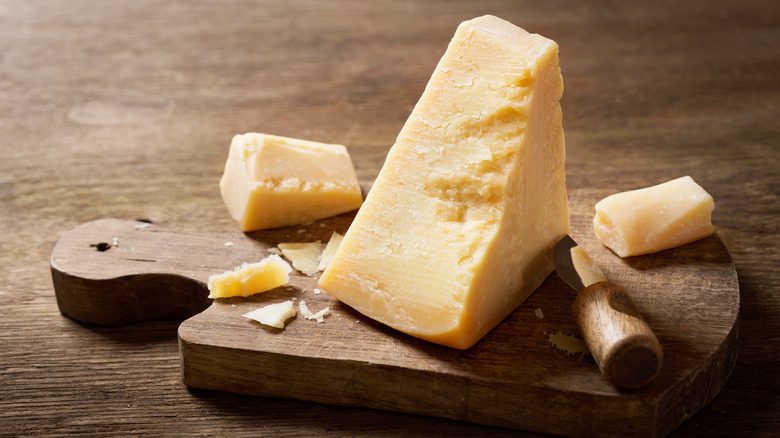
90,242 -> 112,252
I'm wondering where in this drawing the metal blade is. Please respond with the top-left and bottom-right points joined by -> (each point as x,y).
553,235 -> 607,291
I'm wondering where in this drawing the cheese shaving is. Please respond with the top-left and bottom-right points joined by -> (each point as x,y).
278,241 -> 325,276
243,300 -> 296,329
318,232 -> 344,271
299,300 -> 329,323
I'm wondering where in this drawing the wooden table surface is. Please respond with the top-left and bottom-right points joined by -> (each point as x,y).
2,1 -> 777,436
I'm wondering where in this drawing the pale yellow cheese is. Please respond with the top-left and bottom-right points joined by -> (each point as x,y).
317,232 -> 344,271
207,254 -> 292,298
276,232 -> 344,276
278,241 -> 325,276
299,300 -> 329,322
593,176 -> 715,257
318,15 -> 570,349
219,133 -> 363,231
570,246 -> 606,287
243,300 -> 296,329
548,331 -> 589,357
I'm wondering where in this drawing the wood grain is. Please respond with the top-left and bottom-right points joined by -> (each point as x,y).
179,189 -> 738,438
572,281 -> 663,390
49,189 -> 738,437
2,1 -> 778,437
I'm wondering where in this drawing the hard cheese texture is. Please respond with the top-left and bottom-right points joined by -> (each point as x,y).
318,232 -> 344,271
243,300 -> 296,329
319,15 -> 570,349
570,246 -> 607,288
278,242 -> 325,276
207,254 -> 292,298
593,176 -> 715,257
220,133 -> 363,231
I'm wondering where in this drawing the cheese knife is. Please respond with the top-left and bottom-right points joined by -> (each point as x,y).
553,235 -> 663,390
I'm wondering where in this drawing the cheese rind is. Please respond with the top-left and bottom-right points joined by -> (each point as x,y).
318,15 -> 570,349
220,133 -> 363,231
593,176 -> 715,257
207,254 -> 292,298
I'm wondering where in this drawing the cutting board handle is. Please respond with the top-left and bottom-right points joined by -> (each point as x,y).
50,219 -> 217,326
573,281 -> 663,389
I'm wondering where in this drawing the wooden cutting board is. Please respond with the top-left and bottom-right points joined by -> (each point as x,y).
50,188 -> 739,438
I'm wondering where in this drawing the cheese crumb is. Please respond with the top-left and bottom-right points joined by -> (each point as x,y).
299,300 -> 329,323
243,300 -> 296,329
224,241 -> 234,247
548,331 -> 589,357
299,300 -> 315,319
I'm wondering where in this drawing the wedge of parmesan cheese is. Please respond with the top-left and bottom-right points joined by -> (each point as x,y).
318,15 -> 570,349
243,300 -> 296,329
207,254 -> 292,298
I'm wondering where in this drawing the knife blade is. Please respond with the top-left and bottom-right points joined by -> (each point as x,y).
553,235 -> 663,390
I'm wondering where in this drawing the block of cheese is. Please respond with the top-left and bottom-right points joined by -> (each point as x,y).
318,15 -> 570,349
220,133 -> 363,231
593,176 -> 715,257
207,254 -> 292,298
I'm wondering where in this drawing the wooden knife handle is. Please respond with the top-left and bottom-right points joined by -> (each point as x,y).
572,281 -> 663,390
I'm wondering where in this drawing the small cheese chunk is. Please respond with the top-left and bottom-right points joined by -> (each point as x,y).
243,300 -> 296,329
317,232 -> 344,271
220,133 -> 363,231
318,16 -> 570,349
278,241 -> 325,276
207,254 -> 292,298
593,176 -> 715,257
